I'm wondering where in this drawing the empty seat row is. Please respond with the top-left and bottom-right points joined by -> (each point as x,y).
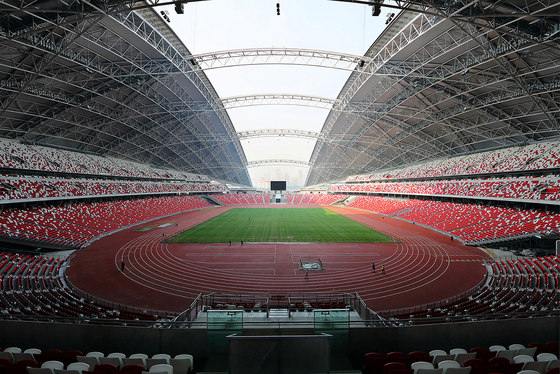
346,140 -> 560,181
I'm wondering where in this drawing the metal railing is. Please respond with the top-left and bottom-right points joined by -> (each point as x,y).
0,308 -> 556,328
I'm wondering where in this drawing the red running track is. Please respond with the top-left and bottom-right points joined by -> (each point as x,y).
66,206 -> 489,313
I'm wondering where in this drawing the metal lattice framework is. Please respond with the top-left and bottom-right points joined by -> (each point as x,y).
0,0 -> 559,187
247,159 -> 311,168
0,1 -> 250,184
306,0 -> 560,185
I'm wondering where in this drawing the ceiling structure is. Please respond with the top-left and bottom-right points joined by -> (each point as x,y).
306,0 -> 560,185
0,0 -> 559,188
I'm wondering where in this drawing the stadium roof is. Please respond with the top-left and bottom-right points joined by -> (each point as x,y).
0,0 -> 559,187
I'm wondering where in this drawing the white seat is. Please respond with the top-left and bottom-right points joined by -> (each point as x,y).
434,356 -> 457,366
149,364 -> 173,374
537,353 -> 558,362
86,352 -> 104,359
66,362 -> 90,374
41,361 -> 64,371
4,347 -> 22,354
510,344 -> 526,351
514,355 -> 535,364
129,354 -> 149,367
108,353 -> 126,359
430,350 -> 448,357
450,349 -> 468,355
24,349 -> 42,356
438,361 -> 461,370
107,353 -> 126,367
516,370 -> 540,374
490,345 -> 506,352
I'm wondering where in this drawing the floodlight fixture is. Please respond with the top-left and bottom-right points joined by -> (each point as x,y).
175,1 -> 184,14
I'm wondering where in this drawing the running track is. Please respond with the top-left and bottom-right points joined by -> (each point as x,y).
66,206 -> 489,314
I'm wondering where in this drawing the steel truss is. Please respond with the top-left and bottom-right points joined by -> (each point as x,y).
306,1 -> 560,185
0,0 -> 559,188
0,4 -> 251,185
247,159 -> 311,168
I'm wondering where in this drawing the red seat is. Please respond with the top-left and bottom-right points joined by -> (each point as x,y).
14,360 -> 38,368
387,352 -> 409,366
120,365 -> 145,374
464,358 -> 489,374
364,352 -> 386,374
545,341 -> 559,355
62,351 -> 83,366
93,364 -> 118,374
488,357 -> 515,374
384,362 -> 412,374
408,351 -> 431,364
470,347 -> 493,362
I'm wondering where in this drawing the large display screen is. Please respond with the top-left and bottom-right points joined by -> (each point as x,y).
270,181 -> 287,191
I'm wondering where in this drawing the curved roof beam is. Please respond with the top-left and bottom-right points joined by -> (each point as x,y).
222,94 -> 337,110
222,94 -> 383,115
188,48 -> 368,72
247,160 -> 311,168
238,129 -> 320,140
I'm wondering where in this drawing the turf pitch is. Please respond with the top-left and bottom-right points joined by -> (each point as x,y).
169,207 -> 395,243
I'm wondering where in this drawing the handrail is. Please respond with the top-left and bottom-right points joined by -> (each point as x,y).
0,309 -> 556,328
172,292 -> 203,327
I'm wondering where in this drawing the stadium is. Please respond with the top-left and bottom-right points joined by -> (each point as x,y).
0,0 -> 559,373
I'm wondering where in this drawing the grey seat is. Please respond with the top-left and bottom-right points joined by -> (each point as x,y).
27,368 -> 52,374
416,369 -> 443,374
122,358 -> 146,368
521,361 -> 547,374
169,356 -> 192,374
444,367 -> 472,374
146,359 -> 168,370
455,353 -> 476,367
76,356 -> 99,369
434,355 -> 456,366
98,358 -> 121,369
54,370 -> 80,374
13,353 -> 35,363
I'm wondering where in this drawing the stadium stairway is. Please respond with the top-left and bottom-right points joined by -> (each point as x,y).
202,196 -> 223,206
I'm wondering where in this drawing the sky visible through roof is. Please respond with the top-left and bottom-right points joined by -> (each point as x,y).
163,0 -> 396,190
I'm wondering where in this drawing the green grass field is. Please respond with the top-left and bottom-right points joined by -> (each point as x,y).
169,208 -> 394,243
